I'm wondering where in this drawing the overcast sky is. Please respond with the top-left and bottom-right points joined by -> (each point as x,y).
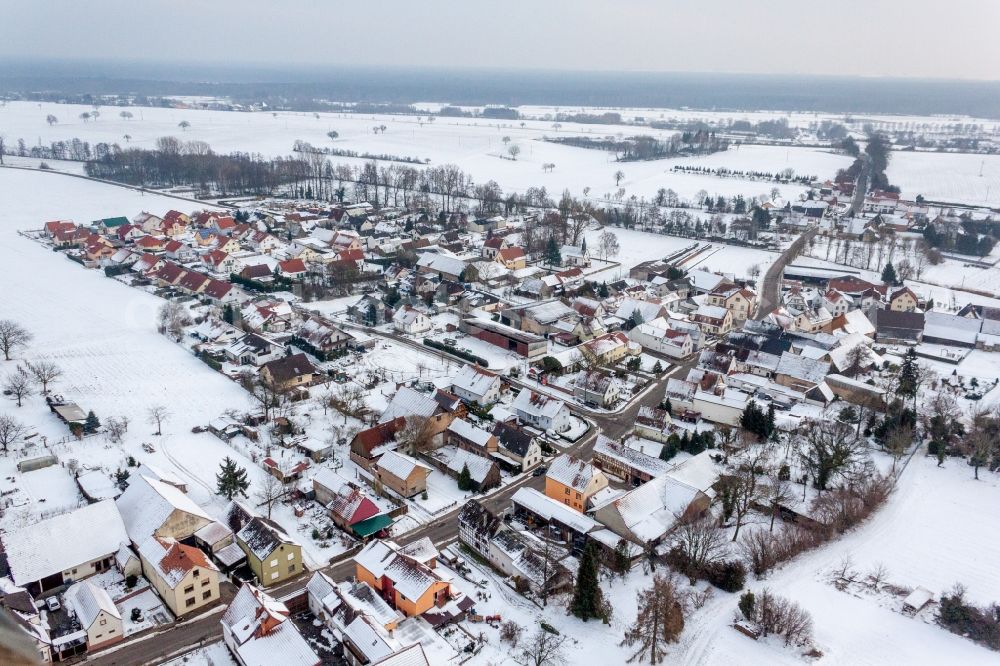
5,0 -> 1000,80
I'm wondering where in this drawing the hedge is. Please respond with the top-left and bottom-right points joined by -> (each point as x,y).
423,338 -> 488,367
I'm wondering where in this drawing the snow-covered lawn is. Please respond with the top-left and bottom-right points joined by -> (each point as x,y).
0,101 -> 847,204
887,150 -> 1000,207
162,641 -> 237,666
583,226 -> 780,280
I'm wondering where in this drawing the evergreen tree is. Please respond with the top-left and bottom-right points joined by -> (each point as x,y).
114,467 -> 131,491
766,404 -> 776,437
597,282 -> 609,298
652,360 -> 663,374
457,463 -> 473,491
659,439 -> 677,462
545,237 -> 562,267
664,398 -> 673,415
84,410 -> 101,433
897,347 -> 919,401
881,261 -> 898,286
571,541 -> 606,621
216,456 -> 250,500
581,237 -> 588,254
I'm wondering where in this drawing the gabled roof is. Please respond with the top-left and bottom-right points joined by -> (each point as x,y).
491,420 -> 535,457
450,364 -> 500,400
593,435 -> 672,478
546,454 -> 599,492
261,353 -> 317,384
442,448 -> 497,484
511,389 -> 567,420
375,451 -> 432,482
352,417 -> 407,456
65,581 -> 120,628
238,517 -> 298,560
222,584 -> 319,666
138,536 -> 218,588
2,500 -> 128,586
116,475 -> 212,544
379,386 -> 439,423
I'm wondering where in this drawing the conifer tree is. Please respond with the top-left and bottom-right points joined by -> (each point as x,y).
216,456 -> 250,500
571,541 -> 606,621
881,261 -> 898,285
458,463 -> 473,491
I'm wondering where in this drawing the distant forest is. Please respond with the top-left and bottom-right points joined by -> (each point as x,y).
3,61 -> 1000,117
546,131 -> 728,161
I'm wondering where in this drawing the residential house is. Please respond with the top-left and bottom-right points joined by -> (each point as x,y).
889,286 -> 919,312
221,583 -> 320,666
560,245 -> 591,267
692,305 -> 734,335
580,332 -> 639,365
481,236 -> 508,259
116,475 -> 212,545
137,537 -> 221,616
259,353 -> 318,392
392,306 -> 432,335
233,516 -> 304,587
774,352 -> 831,393
63,581 -> 123,651
225,333 -> 281,366
706,284 -> 758,323
628,320 -> 693,359
375,451 -> 433,498
353,540 -> 458,618
592,435 -> 671,486
510,487 -> 600,548
511,390 -> 572,434
544,454 -> 608,512
634,405 -> 673,442
296,316 -> 354,356
573,370 -> 624,408
279,258 -> 308,279
491,421 -> 543,472
378,386 -> 457,437
416,253 -> 466,281
446,419 -> 498,456
495,246 -> 527,270
450,364 -> 502,406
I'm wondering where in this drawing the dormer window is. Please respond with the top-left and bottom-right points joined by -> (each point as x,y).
193,569 -> 200,578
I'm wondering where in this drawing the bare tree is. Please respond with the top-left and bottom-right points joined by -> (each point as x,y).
763,468 -> 794,532
240,372 -> 286,422
147,405 -> 169,436
885,424 -> 912,475
178,120 -> 191,131
514,628 -> 567,666
396,416 -> 436,454
673,517 -> 726,575
614,170 -> 625,186
620,573 -> 688,664
255,472 -> 285,519
597,230 -> 620,261
46,114 -> 58,126
726,446 -> 769,540
0,320 -> 32,361
507,144 -> 522,160
157,301 -> 190,341
0,414 -> 27,454
105,416 -> 128,443
797,418 -> 865,491
4,368 -> 33,407
26,360 -> 62,394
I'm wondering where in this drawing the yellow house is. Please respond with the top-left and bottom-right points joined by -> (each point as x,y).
353,539 -> 454,617
889,287 -> 918,312
495,246 -> 527,270
137,537 -> 221,616
236,517 -> 304,587
544,454 -> 608,512
579,332 -> 636,365
64,581 -> 124,651
259,353 -> 318,392
707,285 -> 758,322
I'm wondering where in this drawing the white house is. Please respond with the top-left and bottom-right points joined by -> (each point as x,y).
450,364 -> 502,405
221,583 -> 319,666
628,319 -> 693,359
392,305 -> 433,335
511,390 -> 572,434
64,580 -> 124,651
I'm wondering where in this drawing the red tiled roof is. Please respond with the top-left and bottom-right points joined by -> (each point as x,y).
279,258 -> 307,274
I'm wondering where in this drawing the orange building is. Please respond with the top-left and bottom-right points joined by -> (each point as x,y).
544,454 -> 609,512
353,538 -> 455,617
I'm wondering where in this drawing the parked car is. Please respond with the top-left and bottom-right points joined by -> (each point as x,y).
532,465 -> 548,477
45,596 -> 61,612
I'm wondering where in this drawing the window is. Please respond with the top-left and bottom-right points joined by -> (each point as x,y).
288,564 -> 296,573
108,628 -> 115,634
193,569 -> 200,578
183,585 -> 194,594
270,559 -> 278,568
202,578 -> 210,586
287,552 -> 295,561
575,492 -> 581,499
202,591 -> 212,600
270,572 -> 279,580
564,488 -> 570,495
100,619 -> 107,626
564,500 -> 569,506
186,597 -> 196,607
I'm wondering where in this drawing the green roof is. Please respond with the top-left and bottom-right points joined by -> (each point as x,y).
351,514 -> 393,537
96,216 -> 129,228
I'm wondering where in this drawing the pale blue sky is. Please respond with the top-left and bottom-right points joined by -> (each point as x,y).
5,0 -> 1000,80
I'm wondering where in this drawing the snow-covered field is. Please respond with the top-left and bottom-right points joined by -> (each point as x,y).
0,101 -> 848,203
887,151 -> 1000,207
672,456 -> 1000,665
